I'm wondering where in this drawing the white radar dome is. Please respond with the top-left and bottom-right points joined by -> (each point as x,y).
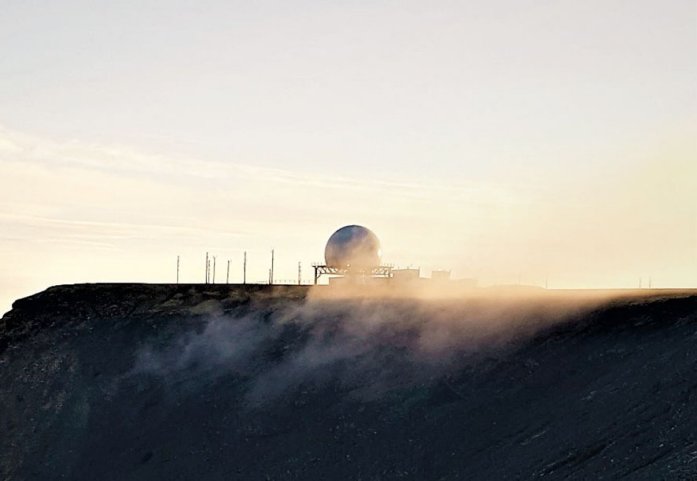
324,225 -> 381,270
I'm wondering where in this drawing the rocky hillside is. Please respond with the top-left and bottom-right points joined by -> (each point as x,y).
1,284 -> 697,480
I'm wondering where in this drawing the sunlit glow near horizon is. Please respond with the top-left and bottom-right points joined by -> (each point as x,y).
0,0 -> 695,314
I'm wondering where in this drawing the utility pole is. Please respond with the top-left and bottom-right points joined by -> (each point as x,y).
176,255 -> 180,284
298,261 -> 302,285
205,252 -> 209,284
213,256 -> 217,284
226,260 -> 230,284
270,249 -> 275,285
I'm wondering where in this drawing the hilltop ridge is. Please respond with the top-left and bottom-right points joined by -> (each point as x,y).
1,284 -> 697,480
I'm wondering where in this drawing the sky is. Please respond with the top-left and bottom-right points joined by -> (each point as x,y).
0,0 -> 696,314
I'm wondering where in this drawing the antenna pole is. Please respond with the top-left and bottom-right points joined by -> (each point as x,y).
243,251 -> 247,285
205,252 -> 209,284
270,249 -> 275,285
176,255 -> 180,284
213,256 -> 217,284
298,261 -> 302,285
226,260 -> 230,284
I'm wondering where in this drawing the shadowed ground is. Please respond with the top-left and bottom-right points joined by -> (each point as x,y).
1,284 -> 696,480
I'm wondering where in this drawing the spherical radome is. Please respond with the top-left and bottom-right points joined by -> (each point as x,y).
324,225 -> 381,270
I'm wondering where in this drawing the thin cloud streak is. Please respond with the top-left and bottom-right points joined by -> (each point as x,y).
0,125 -> 517,203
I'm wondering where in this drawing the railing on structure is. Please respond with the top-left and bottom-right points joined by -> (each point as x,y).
311,264 -> 393,285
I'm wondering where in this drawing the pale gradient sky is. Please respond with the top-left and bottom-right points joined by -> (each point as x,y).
1,0 -> 696,314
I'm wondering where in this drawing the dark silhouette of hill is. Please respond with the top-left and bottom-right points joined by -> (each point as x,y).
1,283 -> 697,480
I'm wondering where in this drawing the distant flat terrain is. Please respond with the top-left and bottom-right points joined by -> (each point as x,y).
1,284 -> 697,480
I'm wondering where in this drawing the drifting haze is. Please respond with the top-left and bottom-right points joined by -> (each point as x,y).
0,0 -> 695,313
132,287 -> 611,406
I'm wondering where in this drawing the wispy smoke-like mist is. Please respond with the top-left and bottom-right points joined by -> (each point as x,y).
132,287 -> 616,406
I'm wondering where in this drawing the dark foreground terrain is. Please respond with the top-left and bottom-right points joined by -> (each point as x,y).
1,284 -> 697,481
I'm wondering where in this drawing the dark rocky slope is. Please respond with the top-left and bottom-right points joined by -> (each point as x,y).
1,284 -> 697,480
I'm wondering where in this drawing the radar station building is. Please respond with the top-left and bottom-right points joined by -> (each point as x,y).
314,225 -> 476,288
